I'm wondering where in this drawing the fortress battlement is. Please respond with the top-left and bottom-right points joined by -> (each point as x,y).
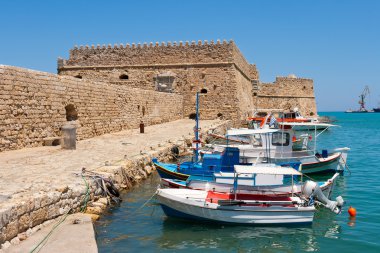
62,39 -> 258,81
72,39 -> 232,51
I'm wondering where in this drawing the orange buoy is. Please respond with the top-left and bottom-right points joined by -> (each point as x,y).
348,206 -> 357,217
292,136 -> 297,142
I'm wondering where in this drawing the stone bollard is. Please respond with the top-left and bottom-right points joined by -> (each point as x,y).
61,124 -> 77,150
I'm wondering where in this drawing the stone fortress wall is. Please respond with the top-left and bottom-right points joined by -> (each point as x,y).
0,65 -> 183,151
0,39 -> 317,152
58,40 -> 259,121
255,76 -> 317,116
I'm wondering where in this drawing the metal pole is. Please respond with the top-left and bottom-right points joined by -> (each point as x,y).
291,175 -> 294,197
281,112 -> 284,158
314,125 -> 317,154
195,92 -> 200,162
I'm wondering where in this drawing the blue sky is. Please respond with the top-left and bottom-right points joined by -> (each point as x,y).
1,0 -> 379,111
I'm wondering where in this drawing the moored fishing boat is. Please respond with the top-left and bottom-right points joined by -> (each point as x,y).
153,146 -> 240,181
205,127 -> 350,175
157,188 -> 316,225
156,165 -> 344,225
160,170 -> 339,199
248,108 -> 328,131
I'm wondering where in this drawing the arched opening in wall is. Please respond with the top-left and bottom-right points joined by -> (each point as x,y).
65,104 -> 78,121
119,74 -> 129,80
217,113 -> 223,119
213,84 -> 217,90
189,113 -> 196,119
253,92 -> 257,96
200,88 -> 208,94
142,106 -> 145,116
303,86 -> 306,89
74,75 -> 82,79
137,105 -> 140,110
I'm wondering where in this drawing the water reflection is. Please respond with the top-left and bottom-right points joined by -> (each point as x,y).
155,214 -> 343,252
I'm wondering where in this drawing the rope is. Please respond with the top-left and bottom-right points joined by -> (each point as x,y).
80,174 -> 91,212
30,168 -> 93,253
29,209 -> 71,253
340,156 -> 351,175
78,168 -> 122,203
130,189 -> 157,215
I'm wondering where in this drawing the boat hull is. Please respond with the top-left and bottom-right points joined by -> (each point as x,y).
155,162 -> 190,181
157,189 -> 315,225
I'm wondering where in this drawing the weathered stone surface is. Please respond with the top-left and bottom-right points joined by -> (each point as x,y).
30,208 -> 48,227
58,40 -> 316,123
1,241 -> 11,250
97,197 -> 108,205
257,76 -> 317,116
17,232 -> 27,241
0,65 -> 183,152
17,214 -> 31,232
4,221 -> 18,242
0,207 -> 12,229
85,206 -> 102,215
10,237 -> 20,245
90,202 -> 106,210
85,213 -> 100,222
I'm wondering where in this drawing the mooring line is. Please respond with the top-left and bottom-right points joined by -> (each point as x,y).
130,189 -> 158,215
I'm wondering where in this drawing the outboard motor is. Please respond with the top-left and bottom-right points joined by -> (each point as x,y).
302,180 -> 344,214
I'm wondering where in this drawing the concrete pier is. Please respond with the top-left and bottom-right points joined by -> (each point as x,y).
5,213 -> 97,253
0,119 -> 227,251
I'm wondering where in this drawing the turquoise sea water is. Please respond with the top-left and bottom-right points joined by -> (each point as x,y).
95,112 -> 380,252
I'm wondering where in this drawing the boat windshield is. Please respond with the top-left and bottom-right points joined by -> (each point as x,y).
249,134 -> 262,146
272,132 -> 290,146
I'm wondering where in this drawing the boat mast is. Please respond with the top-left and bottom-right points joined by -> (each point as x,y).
194,89 -> 208,162
194,92 -> 200,162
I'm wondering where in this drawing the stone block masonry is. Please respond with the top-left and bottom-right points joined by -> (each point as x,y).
58,40 -> 259,121
255,76 -> 317,116
58,39 -> 317,121
0,65 -> 183,152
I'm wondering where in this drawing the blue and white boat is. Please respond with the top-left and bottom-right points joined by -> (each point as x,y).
153,146 -> 240,181
156,165 -> 344,225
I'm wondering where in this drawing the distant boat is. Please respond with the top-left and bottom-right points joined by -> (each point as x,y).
345,108 -> 374,113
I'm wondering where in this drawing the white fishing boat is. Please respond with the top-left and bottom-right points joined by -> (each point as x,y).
156,165 -> 344,225
161,168 -> 339,199
249,108 -> 328,131
205,125 -> 350,174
